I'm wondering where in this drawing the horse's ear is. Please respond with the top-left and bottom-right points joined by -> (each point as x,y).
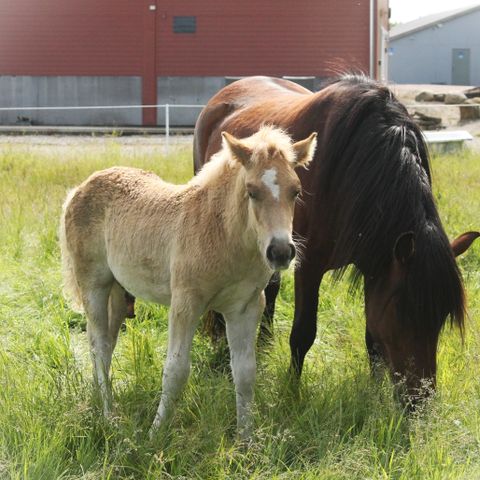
451,231 -> 480,257
394,231 -> 415,265
221,131 -> 252,167
292,132 -> 317,168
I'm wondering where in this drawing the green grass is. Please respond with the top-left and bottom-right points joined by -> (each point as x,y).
0,140 -> 479,479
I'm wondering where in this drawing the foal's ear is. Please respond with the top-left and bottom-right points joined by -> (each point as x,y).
221,131 -> 253,167
292,132 -> 317,168
451,231 -> 480,257
394,231 -> 415,265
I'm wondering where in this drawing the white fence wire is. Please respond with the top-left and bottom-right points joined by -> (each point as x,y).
1,101 -> 479,152
0,104 -> 207,152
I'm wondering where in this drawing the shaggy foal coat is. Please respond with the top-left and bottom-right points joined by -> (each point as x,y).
60,126 -> 316,438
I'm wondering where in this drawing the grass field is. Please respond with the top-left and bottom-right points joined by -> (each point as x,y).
0,139 -> 479,479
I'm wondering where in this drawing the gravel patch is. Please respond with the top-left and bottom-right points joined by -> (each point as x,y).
0,134 -> 194,156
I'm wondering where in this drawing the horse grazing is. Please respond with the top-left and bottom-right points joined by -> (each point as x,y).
194,75 -> 479,403
60,126 -> 317,438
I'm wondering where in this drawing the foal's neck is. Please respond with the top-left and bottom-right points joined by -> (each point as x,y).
191,153 -> 253,246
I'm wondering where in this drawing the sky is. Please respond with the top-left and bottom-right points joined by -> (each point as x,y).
390,0 -> 480,24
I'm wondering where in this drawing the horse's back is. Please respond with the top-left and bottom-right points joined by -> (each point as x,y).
194,76 -> 312,170
207,76 -> 311,107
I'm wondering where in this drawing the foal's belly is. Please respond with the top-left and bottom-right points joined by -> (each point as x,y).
108,256 -> 172,306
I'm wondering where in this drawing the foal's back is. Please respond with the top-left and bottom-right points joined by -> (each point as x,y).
63,166 -> 187,304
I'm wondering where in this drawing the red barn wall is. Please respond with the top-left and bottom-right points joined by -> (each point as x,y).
155,1 -> 370,77
0,0 -> 145,76
1,0 -> 371,77
0,0 -> 377,126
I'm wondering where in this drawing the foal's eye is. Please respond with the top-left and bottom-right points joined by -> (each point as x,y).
247,188 -> 259,200
293,189 -> 301,199
246,183 -> 261,201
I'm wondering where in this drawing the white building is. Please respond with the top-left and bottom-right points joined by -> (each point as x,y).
389,5 -> 480,85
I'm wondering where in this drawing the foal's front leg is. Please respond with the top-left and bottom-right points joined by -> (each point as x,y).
224,293 -> 265,441
150,294 -> 202,433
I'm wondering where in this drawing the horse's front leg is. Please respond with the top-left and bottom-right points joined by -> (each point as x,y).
150,293 -> 202,434
365,324 -> 386,380
289,252 -> 324,377
224,292 -> 265,441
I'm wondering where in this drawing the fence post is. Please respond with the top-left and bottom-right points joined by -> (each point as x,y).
165,104 -> 170,155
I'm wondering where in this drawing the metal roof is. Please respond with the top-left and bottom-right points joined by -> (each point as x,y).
390,3 -> 480,40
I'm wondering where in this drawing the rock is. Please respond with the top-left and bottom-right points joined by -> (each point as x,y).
415,91 -> 435,102
433,93 -> 445,102
444,93 -> 467,104
412,111 -> 442,130
464,86 -> 480,99
460,100 -> 480,121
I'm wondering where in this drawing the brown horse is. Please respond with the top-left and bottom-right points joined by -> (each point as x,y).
193,75 -> 479,403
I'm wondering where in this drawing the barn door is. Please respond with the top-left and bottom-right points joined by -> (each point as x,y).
452,49 -> 470,86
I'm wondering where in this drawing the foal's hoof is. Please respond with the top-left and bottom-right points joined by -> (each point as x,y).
148,425 -> 164,441
148,418 -> 164,440
236,429 -> 254,448
148,426 -> 157,440
101,401 -> 116,420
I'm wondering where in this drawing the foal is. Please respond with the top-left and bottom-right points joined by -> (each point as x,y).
60,126 -> 317,438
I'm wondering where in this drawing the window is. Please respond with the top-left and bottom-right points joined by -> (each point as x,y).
173,16 -> 196,34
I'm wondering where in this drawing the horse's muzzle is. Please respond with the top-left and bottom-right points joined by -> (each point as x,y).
266,239 -> 296,270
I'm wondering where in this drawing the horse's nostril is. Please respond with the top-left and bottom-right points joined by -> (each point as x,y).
267,240 -> 295,267
266,245 -> 274,262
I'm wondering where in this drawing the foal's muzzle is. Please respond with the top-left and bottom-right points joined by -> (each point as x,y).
266,238 -> 296,270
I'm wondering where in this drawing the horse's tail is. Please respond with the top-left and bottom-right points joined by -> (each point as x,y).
59,188 -> 84,313
201,310 -> 226,342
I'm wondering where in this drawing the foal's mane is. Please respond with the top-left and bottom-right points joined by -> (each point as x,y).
192,125 -> 295,188
314,74 -> 465,333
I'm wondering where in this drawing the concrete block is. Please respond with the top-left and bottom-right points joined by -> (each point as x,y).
0,76 -> 142,125
157,77 -> 225,126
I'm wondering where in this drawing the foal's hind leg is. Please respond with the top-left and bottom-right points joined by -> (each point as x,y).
108,281 -> 129,350
81,279 -> 115,416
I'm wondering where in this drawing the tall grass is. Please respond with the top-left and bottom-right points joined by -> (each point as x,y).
0,139 -> 479,479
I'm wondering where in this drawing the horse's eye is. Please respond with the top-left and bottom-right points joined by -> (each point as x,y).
248,190 -> 258,200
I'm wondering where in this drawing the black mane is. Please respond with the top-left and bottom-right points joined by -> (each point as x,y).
316,74 -> 465,333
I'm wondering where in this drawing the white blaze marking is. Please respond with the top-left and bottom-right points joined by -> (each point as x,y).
262,168 -> 280,200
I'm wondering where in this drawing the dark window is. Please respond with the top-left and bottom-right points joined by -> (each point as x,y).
173,16 -> 196,34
